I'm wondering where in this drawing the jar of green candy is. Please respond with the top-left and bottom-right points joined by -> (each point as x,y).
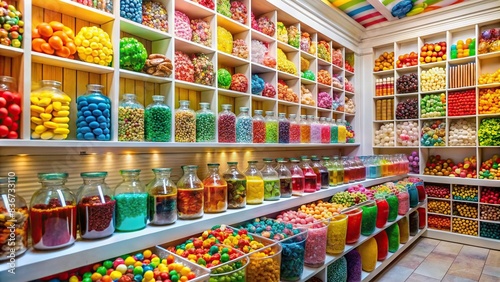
223,162 -> 247,208
145,95 -> 171,142
261,158 -> 280,200
196,102 -> 216,142
265,111 -> 278,143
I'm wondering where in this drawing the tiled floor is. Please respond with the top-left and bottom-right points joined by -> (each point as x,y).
374,238 -> 500,282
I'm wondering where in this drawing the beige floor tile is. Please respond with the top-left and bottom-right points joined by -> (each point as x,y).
482,265 -> 500,278
442,274 -> 479,282
413,252 -> 455,280
407,238 -> 439,257
446,256 -> 485,280
395,252 -> 426,270
374,265 -> 414,282
480,273 -> 500,282
405,273 -> 441,282
486,250 -> 500,267
432,241 -> 464,256
459,245 -> 490,261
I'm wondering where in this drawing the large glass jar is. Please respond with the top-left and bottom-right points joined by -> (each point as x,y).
374,231 -> 388,261
236,107 -> 252,143
203,163 -> 227,213
311,157 -> 329,189
354,157 -> 366,181
310,116 -> 321,143
299,115 -> 310,143
196,102 -> 216,142
341,156 -> 352,184
244,161 -> 264,204
252,110 -> 265,143
301,158 -> 317,193
0,176 -> 28,259
344,207 -> 363,244
278,113 -> 290,143
289,113 -> 300,143
386,194 -> 399,222
330,119 -> 338,143
177,165 -> 204,219
290,158 -> 305,196
223,162 -> 246,209
322,157 -> 335,187
397,187 -> 410,215
332,156 -> 344,185
0,76 -> 21,139
337,119 -> 347,143
175,100 -> 196,142
145,95 -> 171,142
265,111 -> 278,143
146,168 -> 177,225
31,80 -> 71,140
77,84 -> 111,141
358,237 -> 377,272
276,158 -> 292,198
409,211 -> 419,236
360,201 -> 378,236
386,223 -> 400,253
375,197 -> 389,228
398,215 -> 410,244
118,94 -> 144,141
408,183 -> 419,208
114,169 -> 148,231
261,158 -> 281,200
30,173 -> 76,250
76,172 -> 115,239
321,117 -> 331,143
218,104 -> 236,143
326,214 -> 348,255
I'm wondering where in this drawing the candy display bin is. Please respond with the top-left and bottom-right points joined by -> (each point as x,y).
150,246 -> 211,281
246,241 -> 282,282
209,253 -> 249,282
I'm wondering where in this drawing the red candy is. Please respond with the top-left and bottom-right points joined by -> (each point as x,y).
230,1 -> 247,24
0,85 -> 21,139
448,89 -> 476,116
253,119 -> 265,143
262,82 -> 276,98
256,16 -> 275,37
192,0 -> 215,9
175,51 -> 195,82
230,74 -> 248,93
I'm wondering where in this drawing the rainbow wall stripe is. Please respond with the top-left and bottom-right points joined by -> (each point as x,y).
325,0 -> 388,28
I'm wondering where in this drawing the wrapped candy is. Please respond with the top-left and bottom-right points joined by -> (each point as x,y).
192,53 -> 215,86
251,12 -> 260,31
217,0 -> 231,17
277,48 -> 297,75
232,39 -> 249,59
218,68 -> 232,89
277,22 -> 288,43
300,57 -> 310,72
175,11 -> 192,41
317,70 -> 332,85
175,51 -> 195,82
251,40 -> 268,64
345,97 -> 356,114
331,48 -> 343,68
332,74 -> 343,89
192,0 -> 215,9
257,16 -> 275,37
251,74 -> 265,94
230,0 -> 247,24
262,82 -> 276,98
317,41 -> 331,62
300,85 -> 315,106
318,91 -> 333,109
287,26 -> 300,48
142,1 -> 168,32
333,93 -> 344,111
301,70 -> 315,81
263,55 -> 276,68
278,79 -> 298,103
217,26 -> 233,54
230,73 -> 248,92
300,32 -> 311,53
345,78 -> 354,93
309,41 -> 317,55
191,19 -> 212,47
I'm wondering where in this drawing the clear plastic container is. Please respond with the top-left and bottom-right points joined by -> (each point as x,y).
261,158 -> 280,200
321,117 -> 331,143
203,163 -> 227,213
145,95 -> 171,142
300,157 -> 317,193
76,172 -> 115,239
223,162 -> 247,209
0,77 -> 19,139
289,114 -> 300,143
236,107 -> 253,143
341,156 -> 352,184
175,100 -> 196,142
77,84 -> 111,141
310,116 -> 321,143
114,169 -> 148,231
218,104 -> 236,143
118,93 -> 144,141
278,113 -> 290,143
311,157 -> 330,189
290,158 -> 305,196
265,111 -> 278,143
31,80 -> 71,140
196,102 -> 216,142
0,176 -> 28,259
326,214 -> 347,254
177,165 -> 204,219
245,161 -> 264,204
299,115 -> 310,143
276,158 -> 292,198
30,173 -> 77,250
146,168 -> 177,225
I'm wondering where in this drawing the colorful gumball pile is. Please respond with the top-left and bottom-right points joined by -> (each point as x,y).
0,1 -> 23,48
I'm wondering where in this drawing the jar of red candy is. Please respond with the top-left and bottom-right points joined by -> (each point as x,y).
203,163 -> 227,213
300,157 -> 317,193
218,104 -> 236,143
289,114 -> 300,143
344,206 -> 363,244
252,109 -> 265,143
30,173 -> 77,250
76,172 -> 115,239
176,165 -> 204,219
146,168 -> 177,225
0,76 -> 21,139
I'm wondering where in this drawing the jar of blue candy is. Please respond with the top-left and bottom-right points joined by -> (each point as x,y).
77,84 -> 111,141
236,107 -> 252,143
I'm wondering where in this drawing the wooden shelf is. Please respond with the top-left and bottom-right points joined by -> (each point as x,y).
0,44 -> 24,57
31,52 -> 114,74
119,69 -> 173,84
120,18 -> 172,41
32,0 -> 114,24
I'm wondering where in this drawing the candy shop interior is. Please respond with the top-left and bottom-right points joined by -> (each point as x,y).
0,0 -> 499,281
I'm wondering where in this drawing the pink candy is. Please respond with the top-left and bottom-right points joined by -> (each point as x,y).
257,16 -> 275,37
175,11 -> 192,41
175,51 -> 195,82
262,82 -> 276,98
318,91 -> 333,109
332,48 -> 343,68
232,39 -> 249,59
230,1 -> 247,24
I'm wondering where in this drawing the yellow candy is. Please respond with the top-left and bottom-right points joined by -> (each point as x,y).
31,111 -> 40,117
53,134 -> 67,140
45,104 -> 53,114
37,97 -> 52,107
30,105 -> 45,114
34,125 -> 47,134
52,117 -> 70,123
69,276 -> 79,282
60,105 -> 70,111
43,121 -> 58,129
52,101 -> 62,111
109,271 -> 122,280
31,132 -> 41,139
39,91 -> 53,98
144,271 -> 154,280
40,131 -> 54,140
31,117 -> 42,125
40,113 -> 52,121
54,128 -> 70,135
30,96 -> 40,104
57,123 -> 69,129
53,110 -> 69,117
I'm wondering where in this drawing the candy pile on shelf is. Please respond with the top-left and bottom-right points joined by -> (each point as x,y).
175,51 -> 195,82
448,119 -> 476,146
420,67 -> 446,92
331,48 -> 342,68
262,82 -> 276,98
374,123 -> 395,147
479,69 -> 500,85
278,80 -> 298,103
332,74 -> 343,89
142,0 -> 168,32
230,0 -> 247,24
478,27 -> 500,54
478,88 -> 500,114
300,32 -> 316,55
119,37 -> 147,72
175,10 -> 192,41
191,18 -> 212,47
421,119 -> 446,146
396,121 -> 419,146
408,151 -> 419,173
277,48 -> 297,75
449,90 -> 476,116
423,155 -> 477,178
396,73 -> 418,94
217,26 -> 233,54
479,155 -> 500,180
317,70 -> 332,85
396,98 -> 418,120
254,15 -> 275,37
478,118 -> 500,146
251,40 -> 276,68
301,85 -> 315,106
420,93 -> 446,118
192,53 -> 215,86
0,1 -> 23,48
317,91 -> 332,109
345,78 -> 354,93
32,21 -> 77,59
344,97 -> 355,114
230,73 -> 248,93
232,38 -> 248,59
373,52 -> 394,72
251,74 -> 265,95
143,54 -> 173,77
73,0 -> 113,13
317,41 -> 331,62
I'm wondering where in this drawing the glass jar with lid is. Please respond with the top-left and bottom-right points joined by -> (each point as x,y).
0,76 -> 20,139
276,158 -> 292,198
145,95 -> 171,142
177,165 -> 204,219
330,119 -> 338,143
310,116 -> 321,143
196,102 -> 216,142
289,158 -> 304,196
77,84 -> 111,141
332,156 -> 345,185
118,93 -> 144,141
261,158 -> 280,200
244,160 -> 264,204
0,176 -> 28,259
218,104 -> 236,143
31,80 -> 71,140
114,169 -> 148,231
337,119 -> 347,143
278,113 -> 290,143
320,117 -> 331,143
236,107 -> 253,143
265,111 -> 278,143
300,157 -> 317,193
289,114 -> 300,143
30,172 -> 77,250
76,172 -> 115,239
146,168 -> 177,225
223,162 -> 247,209
311,156 -> 330,189
203,163 -> 227,213
341,156 -> 352,184
321,156 -> 335,187
299,115 -> 310,143
252,110 -> 266,143
175,100 -> 196,142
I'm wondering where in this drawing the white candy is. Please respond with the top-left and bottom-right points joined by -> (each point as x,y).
448,119 -> 476,146
396,121 -> 419,146
374,122 -> 395,147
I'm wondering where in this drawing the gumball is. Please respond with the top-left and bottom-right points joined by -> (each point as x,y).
116,264 -> 127,274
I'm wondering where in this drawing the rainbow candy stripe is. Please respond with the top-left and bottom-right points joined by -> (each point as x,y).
325,0 -> 388,28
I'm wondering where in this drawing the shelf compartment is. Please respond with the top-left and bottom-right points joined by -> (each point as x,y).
216,14 -> 249,34
480,221 -> 500,240
428,199 -> 452,215
480,204 -> 500,221
451,184 -> 478,202
32,0 -> 114,24
452,201 -> 478,219
119,70 -> 173,84
428,214 -> 451,231
31,52 -> 114,74
120,18 -> 172,41
452,217 -> 478,236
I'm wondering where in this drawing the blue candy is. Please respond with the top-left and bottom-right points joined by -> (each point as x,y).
97,134 -> 107,141
81,106 -> 89,112
88,103 -> 98,111
103,109 -> 110,117
77,133 -> 84,140
81,127 -> 91,134
89,121 -> 100,129
97,116 -> 107,123
78,100 -> 88,107
100,122 -> 108,129
93,128 -> 103,136
77,116 -> 84,123
83,110 -> 92,117
85,116 -> 96,123
98,102 -> 108,110
93,109 -> 103,116
103,128 -> 110,135
78,121 -> 88,128
84,132 -> 95,140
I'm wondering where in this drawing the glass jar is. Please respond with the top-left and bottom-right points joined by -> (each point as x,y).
374,231 -> 388,261
146,168 -> 177,225
418,207 -> 426,229
261,158 -> 280,200
0,76 -> 20,139
290,158 -> 305,196
236,107 -> 252,143
278,113 -> 290,143
303,219 -> 329,267
330,119 -> 338,143
31,80 -> 71,140
118,93 -> 144,141
358,237 -> 377,272
114,169 -> 148,231
276,159 -> 292,198
0,176 -> 28,259
30,173 -> 77,250
341,156 -> 351,184
244,161 -> 264,204
409,211 -> 419,236
386,193 -> 399,222
337,119 -> 347,143
253,110 -> 266,143
311,157 -> 329,189
299,115 -> 310,143
289,114 -> 300,143
320,117 -> 331,143
203,163 -> 227,213
344,207 -> 362,244
375,197 -> 389,229
322,156 -> 335,187
76,172 -> 115,239
408,183 -> 419,208
223,162 -> 246,209
397,187 -> 410,215
175,100 -> 196,142
265,111 -> 278,143
310,116 -> 321,143
360,201 -> 378,236
301,158 -> 317,193
196,102 -> 216,142
398,216 -> 410,244
354,157 -> 366,181
145,95 -> 171,142
177,165 -> 204,219
416,182 -> 426,202
326,214 -> 347,255
77,84 -> 111,141
332,156 -> 344,185
386,223 -> 400,253
218,104 -> 236,143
